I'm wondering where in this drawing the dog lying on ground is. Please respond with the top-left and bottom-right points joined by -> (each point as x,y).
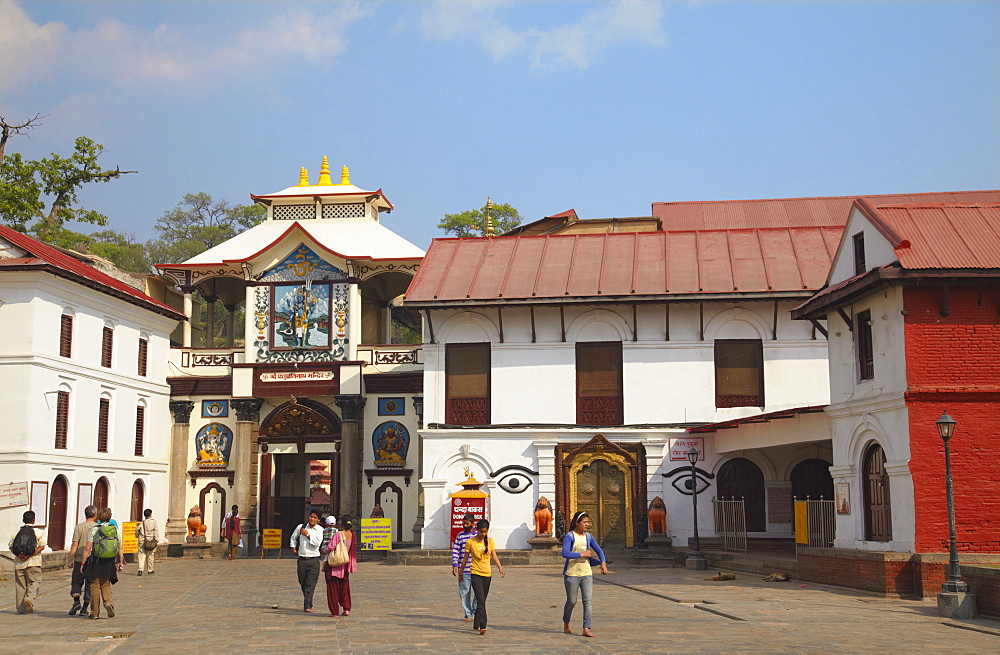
762,572 -> 790,582
705,572 -> 736,581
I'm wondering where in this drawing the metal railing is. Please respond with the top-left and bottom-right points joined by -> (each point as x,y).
797,498 -> 836,548
712,497 -> 748,552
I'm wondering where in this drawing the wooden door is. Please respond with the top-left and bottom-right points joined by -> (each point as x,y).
49,476 -> 68,550
130,480 -> 144,522
717,458 -> 766,532
863,444 -> 892,541
94,477 -> 110,510
575,459 -> 626,548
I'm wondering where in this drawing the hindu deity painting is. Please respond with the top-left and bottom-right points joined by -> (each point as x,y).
372,421 -> 409,467
195,423 -> 233,469
272,281 -> 331,348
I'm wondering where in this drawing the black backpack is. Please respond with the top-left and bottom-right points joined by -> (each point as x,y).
11,525 -> 37,558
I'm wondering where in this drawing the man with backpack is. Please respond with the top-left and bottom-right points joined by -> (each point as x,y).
8,510 -> 46,614
67,504 -> 97,616
135,509 -> 158,576
80,507 -> 123,619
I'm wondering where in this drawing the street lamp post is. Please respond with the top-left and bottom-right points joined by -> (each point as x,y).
685,446 -> 707,570
935,411 -> 976,618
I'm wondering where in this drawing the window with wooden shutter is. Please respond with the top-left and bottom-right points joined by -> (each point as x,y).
97,398 -> 110,453
576,342 -> 623,425
853,232 -> 866,276
134,406 -> 145,457
137,338 -> 148,377
101,327 -> 113,368
55,391 -> 70,449
857,310 -> 874,380
714,339 -> 764,408
60,315 -> 73,358
445,343 -> 490,425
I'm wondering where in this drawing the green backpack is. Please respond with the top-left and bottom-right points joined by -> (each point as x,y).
93,524 -> 120,559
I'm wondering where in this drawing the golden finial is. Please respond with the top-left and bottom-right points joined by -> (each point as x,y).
296,167 -> 309,186
339,165 -> 350,185
316,156 -> 333,186
485,197 -> 495,237
464,467 -> 473,479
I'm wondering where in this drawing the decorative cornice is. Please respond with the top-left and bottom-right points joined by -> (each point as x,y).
232,397 -> 264,422
188,470 -> 235,487
335,395 -> 367,421
169,400 -> 195,424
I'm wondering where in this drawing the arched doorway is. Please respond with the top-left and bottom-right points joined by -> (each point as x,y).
200,483 -> 226,542
130,480 -> 144,522
863,443 -> 892,541
375,481 -> 403,542
576,458 -> 627,548
94,477 -> 110,511
49,476 -> 69,551
790,459 -> 834,500
717,458 -> 766,532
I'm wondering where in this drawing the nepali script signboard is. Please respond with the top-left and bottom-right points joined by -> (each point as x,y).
261,528 -> 283,558
122,522 -> 139,554
0,482 -> 29,508
360,518 -> 392,550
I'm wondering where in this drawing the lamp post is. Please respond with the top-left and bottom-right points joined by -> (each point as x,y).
936,411 -> 976,618
685,446 -> 707,570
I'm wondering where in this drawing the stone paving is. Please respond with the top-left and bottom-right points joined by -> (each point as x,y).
0,557 -> 998,653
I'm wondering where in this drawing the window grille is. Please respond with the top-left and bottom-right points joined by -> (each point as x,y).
98,398 -> 110,453
322,202 -> 365,219
273,204 -> 316,221
55,391 -> 70,449
137,338 -> 148,377
60,315 -> 73,357
134,406 -> 145,457
101,327 -> 113,368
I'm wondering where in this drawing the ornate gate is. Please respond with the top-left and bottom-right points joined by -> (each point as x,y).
574,459 -> 627,548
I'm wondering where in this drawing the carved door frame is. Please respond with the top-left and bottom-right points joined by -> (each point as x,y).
555,434 -> 646,548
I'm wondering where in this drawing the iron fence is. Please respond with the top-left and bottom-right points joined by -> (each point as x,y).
712,497 -> 748,552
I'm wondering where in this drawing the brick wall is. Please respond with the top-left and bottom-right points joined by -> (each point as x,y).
963,565 -> 1000,618
903,286 -> 1000,554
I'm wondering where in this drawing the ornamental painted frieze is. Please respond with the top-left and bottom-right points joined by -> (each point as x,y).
253,280 -> 349,364
260,244 -> 347,283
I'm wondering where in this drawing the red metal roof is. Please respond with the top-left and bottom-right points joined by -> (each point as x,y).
687,405 -> 827,434
406,226 -> 842,303
0,225 -> 184,319
652,191 -> 1000,231
855,200 -> 1000,269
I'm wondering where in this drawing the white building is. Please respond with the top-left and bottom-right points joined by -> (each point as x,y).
0,226 -> 182,555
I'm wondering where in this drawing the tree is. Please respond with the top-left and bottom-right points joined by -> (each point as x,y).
43,226 -> 151,274
438,200 -> 521,237
146,192 -> 265,264
0,116 -> 136,240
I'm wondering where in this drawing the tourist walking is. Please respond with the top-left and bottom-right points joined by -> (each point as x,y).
322,515 -> 338,545
9,510 -> 46,614
81,508 -> 123,619
321,515 -> 357,617
290,508 -> 324,612
450,513 -> 477,621
459,519 -> 505,635
221,505 -> 241,561
136,509 -> 158,576
561,510 -> 608,638
67,505 -> 96,616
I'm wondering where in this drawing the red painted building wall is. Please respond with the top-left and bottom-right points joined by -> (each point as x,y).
903,286 -> 1000,553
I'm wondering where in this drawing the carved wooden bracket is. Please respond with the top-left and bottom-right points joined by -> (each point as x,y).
364,468 -> 413,487
188,470 -> 235,488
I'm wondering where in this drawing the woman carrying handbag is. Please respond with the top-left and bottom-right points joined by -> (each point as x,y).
321,516 -> 357,617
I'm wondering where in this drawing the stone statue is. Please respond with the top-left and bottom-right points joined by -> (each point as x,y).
370,504 -> 384,519
533,496 -> 553,537
647,496 -> 667,536
187,505 -> 208,537
555,510 -> 567,541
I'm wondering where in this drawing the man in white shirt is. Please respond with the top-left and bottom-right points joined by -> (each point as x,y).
8,510 -> 46,614
289,508 -> 324,613
135,509 -> 159,576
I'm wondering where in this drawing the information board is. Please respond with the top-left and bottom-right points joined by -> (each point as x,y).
261,528 -> 283,550
122,521 -> 139,554
360,518 -> 392,550
449,497 -> 487,546
0,482 -> 29,509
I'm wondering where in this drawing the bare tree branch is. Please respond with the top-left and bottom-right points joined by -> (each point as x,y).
0,113 -> 46,175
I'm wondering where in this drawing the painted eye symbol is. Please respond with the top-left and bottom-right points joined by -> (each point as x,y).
497,472 -> 533,494
671,475 -> 711,496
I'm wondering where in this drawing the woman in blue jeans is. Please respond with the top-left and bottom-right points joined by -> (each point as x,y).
561,510 -> 608,637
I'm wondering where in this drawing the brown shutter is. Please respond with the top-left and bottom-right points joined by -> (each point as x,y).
101,327 -> 114,368
134,406 -> 145,457
445,343 -> 490,425
97,398 -> 110,453
575,342 -> 623,425
714,339 -> 764,408
137,338 -> 148,377
857,310 -> 874,380
60,315 -> 73,358
55,391 -> 70,449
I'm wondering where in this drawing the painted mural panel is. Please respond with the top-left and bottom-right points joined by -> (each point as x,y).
196,423 -> 233,469
272,282 -> 331,348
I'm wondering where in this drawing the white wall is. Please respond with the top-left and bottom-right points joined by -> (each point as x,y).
827,207 -> 901,285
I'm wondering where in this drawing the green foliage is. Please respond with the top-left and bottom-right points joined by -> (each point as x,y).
147,192 -> 265,264
439,201 -> 521,237
0,137 -> 128,240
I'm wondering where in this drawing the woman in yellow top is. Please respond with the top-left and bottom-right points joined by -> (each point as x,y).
459,519 -> 505,635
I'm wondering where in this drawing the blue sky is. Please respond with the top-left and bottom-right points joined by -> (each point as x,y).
2,0 -> 997,251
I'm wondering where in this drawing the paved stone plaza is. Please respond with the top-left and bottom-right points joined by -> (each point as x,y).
1,558 -> 998,653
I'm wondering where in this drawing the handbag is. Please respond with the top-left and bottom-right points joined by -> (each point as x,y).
141,520 -> 157,551
326,537 -> 350,567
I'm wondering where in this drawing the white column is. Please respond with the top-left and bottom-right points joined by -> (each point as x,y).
182,290 -> 193,347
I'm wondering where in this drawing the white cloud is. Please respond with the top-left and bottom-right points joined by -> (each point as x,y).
0,0 -> 66,89
420,0 -> 667,71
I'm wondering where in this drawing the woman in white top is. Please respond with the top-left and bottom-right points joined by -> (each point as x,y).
561,511 -> 608,637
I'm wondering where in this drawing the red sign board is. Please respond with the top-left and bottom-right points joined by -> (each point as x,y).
670,437 -> 705,461
251,365 -> 340,398
449,497 -> 487,547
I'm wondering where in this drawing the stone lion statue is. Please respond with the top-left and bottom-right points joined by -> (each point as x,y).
533,496 -> 553,537
647,496 -> 667,536
187,505 -> 208,537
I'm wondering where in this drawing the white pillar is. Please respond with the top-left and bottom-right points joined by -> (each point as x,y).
182,290 -> 193,347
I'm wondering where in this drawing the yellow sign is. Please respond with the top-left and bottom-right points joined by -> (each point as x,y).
360,518 -> 392,550
122,521 -> 139,554
262,528 -> 283,550
794,501 -> 808,544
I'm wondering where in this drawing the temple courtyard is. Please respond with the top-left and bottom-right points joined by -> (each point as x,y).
0,558 -> 997,653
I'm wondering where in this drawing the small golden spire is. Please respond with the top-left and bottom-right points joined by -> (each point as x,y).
316,156 -> 333,186
485,197 -> 495,237
339,165 -> 350,185
296,167 -> 310,186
